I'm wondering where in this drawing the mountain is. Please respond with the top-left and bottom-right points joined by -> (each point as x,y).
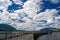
0,24 -> 17,31
18,28 -> 60,32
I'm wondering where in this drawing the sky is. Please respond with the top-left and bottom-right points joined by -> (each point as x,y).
0,0 -> 60,31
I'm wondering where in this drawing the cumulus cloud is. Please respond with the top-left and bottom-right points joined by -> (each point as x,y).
12,9 -> 59,31
50,0 -> 60,4
52,16 -> 60,29
23,0 -> 43,18
0,0 -> 12,10
17,9 -> 59,31
0,0 -> 60,31
13,0 -> 24,5
45,0 -> 60,4
33,9 -> 58,23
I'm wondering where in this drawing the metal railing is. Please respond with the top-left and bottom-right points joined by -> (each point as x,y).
0,31 -> 29,40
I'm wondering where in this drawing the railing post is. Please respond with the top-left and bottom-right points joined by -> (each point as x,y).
4,32 -> 7,40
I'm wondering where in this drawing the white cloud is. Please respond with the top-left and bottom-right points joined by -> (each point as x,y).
23,0 -> 43,18
50,0 -> 59,4
0,0 -> 60,31
13,0 -> 24,5
0,0 -> 12,10
16,21 -> 51,31
9,13 -> 19,20
44,0 -> 59,4
51,16 -> 60,29
33,9 -> 58,24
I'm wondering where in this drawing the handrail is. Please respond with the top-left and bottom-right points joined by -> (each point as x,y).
0,31 -> 29,40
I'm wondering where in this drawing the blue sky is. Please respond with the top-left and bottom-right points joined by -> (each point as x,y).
7,0 -> 27,13
7,3 -> 23,13
0,0 -> 59,14
0,0 -> 60,31
7,0 -> 60,13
